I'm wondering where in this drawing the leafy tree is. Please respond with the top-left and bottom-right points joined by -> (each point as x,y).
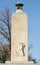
0,43 -> 9,63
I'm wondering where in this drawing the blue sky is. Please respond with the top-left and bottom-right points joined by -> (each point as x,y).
0,0 -> 40,63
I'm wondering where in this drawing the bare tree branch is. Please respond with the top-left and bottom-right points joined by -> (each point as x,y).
0,8 -> 11,52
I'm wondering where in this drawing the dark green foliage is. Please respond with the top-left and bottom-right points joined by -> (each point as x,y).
28,54 -> 37,63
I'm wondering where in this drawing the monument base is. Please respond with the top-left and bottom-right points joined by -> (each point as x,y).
5,61 -> 33,64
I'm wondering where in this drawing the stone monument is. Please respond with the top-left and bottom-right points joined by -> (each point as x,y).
11,3 -> 28,63
6,2 -> 33,64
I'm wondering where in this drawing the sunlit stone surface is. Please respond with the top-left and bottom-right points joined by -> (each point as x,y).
11,9 -> 28,63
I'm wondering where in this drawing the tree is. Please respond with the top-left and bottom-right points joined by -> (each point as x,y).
0,43 -> 9,63
28,44 -> 37,63
0,8 -> 11,60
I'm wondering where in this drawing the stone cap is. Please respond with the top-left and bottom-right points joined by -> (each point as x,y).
15,2 -> 24,9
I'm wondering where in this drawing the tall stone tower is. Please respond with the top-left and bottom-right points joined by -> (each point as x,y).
11,3 -> 28,63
